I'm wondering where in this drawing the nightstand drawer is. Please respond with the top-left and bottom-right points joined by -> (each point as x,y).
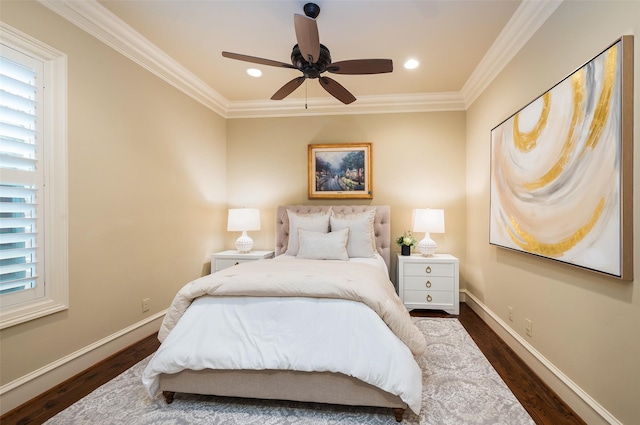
215,258 -> 252,271
403,275 -> 454,291
403,290 -> 455,306
211,250 -> 275,273
403,262 -> 454,277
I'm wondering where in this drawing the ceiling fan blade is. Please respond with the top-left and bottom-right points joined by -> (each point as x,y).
327,59 -> 393,75
222,51 -> 296,69
271,77 -> 306,100
318,76 -> 356,105
294,14 -> 320,64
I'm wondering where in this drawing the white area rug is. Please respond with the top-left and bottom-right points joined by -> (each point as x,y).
45,318 -> 534,424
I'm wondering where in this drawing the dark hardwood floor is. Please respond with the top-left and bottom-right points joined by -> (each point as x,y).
1,334 -> 161,425
1,303 -> 585,425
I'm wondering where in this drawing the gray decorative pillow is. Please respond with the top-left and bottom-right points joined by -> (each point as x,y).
296,228 -> 350,261
285,209 -> 331,255
329,209 -> 377,258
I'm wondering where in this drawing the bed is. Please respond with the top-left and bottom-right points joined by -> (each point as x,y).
142,205 -> 425,422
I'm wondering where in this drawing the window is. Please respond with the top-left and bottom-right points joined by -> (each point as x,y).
0,23 -> 67,328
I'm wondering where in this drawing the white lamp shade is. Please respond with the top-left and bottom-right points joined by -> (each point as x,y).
412,209 -> 445,234
227,208 -> 261,231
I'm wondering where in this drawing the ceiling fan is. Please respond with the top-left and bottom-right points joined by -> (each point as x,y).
221,2 -> 393,105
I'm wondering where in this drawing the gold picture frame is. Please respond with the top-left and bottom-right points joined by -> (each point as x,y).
308,143 -> 372,199
489,35 -> 633,281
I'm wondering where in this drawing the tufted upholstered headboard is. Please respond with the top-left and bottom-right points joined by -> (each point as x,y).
275,205 -> 391,272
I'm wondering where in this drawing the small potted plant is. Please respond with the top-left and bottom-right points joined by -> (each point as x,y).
396,231 -> 417,256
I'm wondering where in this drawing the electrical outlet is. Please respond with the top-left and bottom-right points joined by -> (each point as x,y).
508,306 -> 514,322
142,298 -> 150,313
525,318 -> 533,337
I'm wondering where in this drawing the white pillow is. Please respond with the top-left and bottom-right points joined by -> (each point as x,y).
329,209 -> 377,258
285,209 -> 331,255
296,228 -> 350,261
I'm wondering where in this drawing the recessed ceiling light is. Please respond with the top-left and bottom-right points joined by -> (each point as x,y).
246,68 -> 262,77
404,59 -> 419,70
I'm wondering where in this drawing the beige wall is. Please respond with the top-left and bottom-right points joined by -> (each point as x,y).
466,1 -> 639,424
225,112 -> 467,277
0,0 -> 228,389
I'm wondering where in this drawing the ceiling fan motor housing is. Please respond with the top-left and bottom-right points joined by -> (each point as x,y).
291,44 -> 331,79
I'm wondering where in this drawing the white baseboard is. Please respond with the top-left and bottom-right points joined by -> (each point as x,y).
463,290 -> 621,425
0,310 -> 166,415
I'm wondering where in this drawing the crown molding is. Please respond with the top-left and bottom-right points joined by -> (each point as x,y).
38,0 -> 229,117
38,0 -> 561,118
461,0 -> 563,107
226,92 -> 466,118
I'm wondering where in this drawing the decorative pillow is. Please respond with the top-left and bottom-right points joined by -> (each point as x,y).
329,209 -> 377,258
285,209 -> 331,256
296,228 -> 350,261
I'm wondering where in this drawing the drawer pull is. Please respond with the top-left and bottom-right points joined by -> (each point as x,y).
426,294 -> 433,302
234,261 -> 239,266
425,280 -> 432,288
425,266 -> 432,274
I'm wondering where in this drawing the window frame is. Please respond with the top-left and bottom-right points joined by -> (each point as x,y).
0,22 -> 68,329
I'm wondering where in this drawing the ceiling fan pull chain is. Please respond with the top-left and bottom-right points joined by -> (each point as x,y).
305,79 -> 308,109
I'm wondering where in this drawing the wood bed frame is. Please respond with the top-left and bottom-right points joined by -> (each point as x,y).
159,205 -> 408,422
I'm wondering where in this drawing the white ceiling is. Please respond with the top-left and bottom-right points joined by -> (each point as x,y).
41,0 -> 562,117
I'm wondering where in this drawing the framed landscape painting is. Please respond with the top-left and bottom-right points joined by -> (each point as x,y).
489,36 -> 633,281
308,143 -> 372,199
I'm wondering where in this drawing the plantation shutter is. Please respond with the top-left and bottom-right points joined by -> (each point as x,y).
0,48 -> 44,303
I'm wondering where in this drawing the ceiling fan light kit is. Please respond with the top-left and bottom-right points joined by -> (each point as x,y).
221,2 -> 393,105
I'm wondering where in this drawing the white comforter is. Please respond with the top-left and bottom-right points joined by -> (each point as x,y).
142,256 -> 424,414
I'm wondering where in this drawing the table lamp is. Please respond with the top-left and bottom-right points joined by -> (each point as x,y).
227,208 -> 261,253
412,208 -> 445,256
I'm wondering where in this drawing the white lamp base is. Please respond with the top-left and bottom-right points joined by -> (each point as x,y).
235,231 -> 254,253
418,234 -> 437,256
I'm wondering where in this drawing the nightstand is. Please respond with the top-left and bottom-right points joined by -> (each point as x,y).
396,253 -> 459,315
211,250 -> 275,273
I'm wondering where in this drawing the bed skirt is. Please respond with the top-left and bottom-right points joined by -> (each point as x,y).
159,368 -> 408,421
